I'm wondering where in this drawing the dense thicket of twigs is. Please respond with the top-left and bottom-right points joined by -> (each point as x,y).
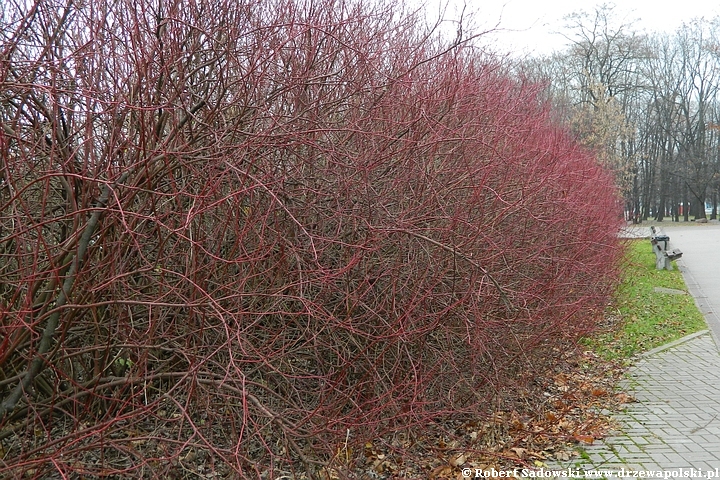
0,0 -> 622,476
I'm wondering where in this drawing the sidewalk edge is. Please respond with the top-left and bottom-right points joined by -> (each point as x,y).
638,329 -> 710,357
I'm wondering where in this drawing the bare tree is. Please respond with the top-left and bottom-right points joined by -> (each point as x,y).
673,20 -> 720,219
558,4 -> 649,217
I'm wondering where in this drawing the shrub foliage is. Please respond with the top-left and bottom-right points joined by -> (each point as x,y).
0,0 -> 622,476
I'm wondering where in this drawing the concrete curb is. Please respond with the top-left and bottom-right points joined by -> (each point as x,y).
638,329 -> 710,357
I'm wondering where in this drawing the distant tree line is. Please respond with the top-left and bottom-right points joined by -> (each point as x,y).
522,6 -> 720,222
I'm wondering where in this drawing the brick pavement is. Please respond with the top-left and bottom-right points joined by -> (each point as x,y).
553,330 -> 720,473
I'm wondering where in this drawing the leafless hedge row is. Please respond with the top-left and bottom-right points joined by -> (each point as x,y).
0,0 -> 622,476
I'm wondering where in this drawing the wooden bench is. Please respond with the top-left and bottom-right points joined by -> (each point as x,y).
650,226 -> 682,270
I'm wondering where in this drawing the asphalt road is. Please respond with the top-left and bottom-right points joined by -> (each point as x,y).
658,223 -> 720,344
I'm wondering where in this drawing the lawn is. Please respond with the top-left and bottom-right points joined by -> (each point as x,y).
585,238 -> 707,360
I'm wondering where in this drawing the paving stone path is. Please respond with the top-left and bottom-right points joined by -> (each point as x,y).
554,331 -> 720,473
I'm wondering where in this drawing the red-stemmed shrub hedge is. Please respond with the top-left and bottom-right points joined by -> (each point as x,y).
0,0 -> 622,476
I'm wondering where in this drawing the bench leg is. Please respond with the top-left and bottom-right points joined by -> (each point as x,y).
654,245 -> 674,270
654,246 -> 665,270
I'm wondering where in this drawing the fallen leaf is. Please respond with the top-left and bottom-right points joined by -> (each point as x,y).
555,450 -> 572,461
615,392 -> 635,403
430,465 -> 453,479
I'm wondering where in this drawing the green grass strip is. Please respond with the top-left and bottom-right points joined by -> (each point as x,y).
586,239 -> 706,361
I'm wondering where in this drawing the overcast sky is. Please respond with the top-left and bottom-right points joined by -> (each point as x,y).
431,0 -> 720,56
